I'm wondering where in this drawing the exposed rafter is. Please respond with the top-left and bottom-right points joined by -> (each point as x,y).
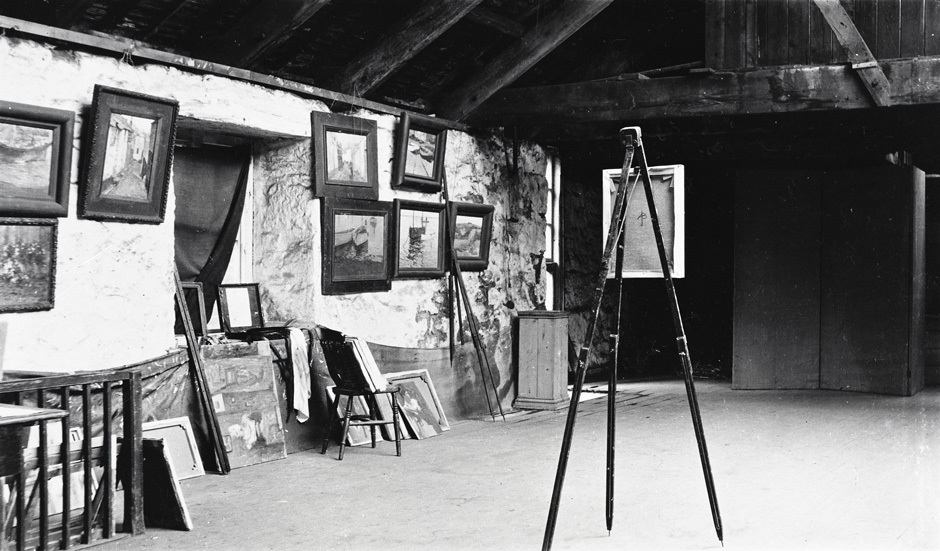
96,0 -> 145,31
329,0 -> 484,97
203,0 -> 330,68
470,56 -> 940,128
812,0 -> 891,106
434,0 -> 614,121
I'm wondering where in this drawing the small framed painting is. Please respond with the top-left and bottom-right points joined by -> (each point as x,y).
322,198 -> 393,295
79,85 -> 179,224
601,164 -> 685,278
447,201 -> 494,272
0,217 -> 57,313
392,112 -> 448,193
393,199 -> 446,279
217,283 -> 264,333
0,100 -> 74,217
311,111 -> 378,200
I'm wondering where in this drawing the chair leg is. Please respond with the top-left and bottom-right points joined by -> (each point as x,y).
368,394 -> 378,448
391,391 -> 401,457
320,390 -> 339,455
338,395 -> 355,461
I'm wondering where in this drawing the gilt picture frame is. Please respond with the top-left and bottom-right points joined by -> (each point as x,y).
311,111 -> 378,200
393,199 -> 446,279
392,112 -> 448,193
0,100 -> 74,217
79,85 -> 178,224
0,217 -> 57,313
322,198 -> 393,295
447,201 -> 494,272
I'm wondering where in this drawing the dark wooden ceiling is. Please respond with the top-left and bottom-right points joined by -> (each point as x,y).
0,0 -> 701,118
4,1 -> 940,172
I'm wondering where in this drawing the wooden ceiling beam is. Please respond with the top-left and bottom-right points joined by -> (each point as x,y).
465,7 -> 526,38
329,0 -> 485,97
812,0 -> 891,106
204,0 -> 330,68
434,0 -> 614,121
469,56 -> 940,128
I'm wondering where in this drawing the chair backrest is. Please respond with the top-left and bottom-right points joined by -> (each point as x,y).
316,326 -> 369,392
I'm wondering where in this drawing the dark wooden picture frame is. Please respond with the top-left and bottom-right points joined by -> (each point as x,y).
217,283 -> 264,333
392,112 -> 448,193
322,197 -> 393,295
176,281 -> 208,337
0,101 -> 74,217
393,199 -> 447,279
0,217 -> 57,313
311,111 -> 378,200
79,85 -> 179,224
448,201 -> 494,272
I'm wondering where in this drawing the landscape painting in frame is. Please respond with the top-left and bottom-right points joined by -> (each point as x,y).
79,85 -> 179,223
311,111 -> 378,200
393,112 -> 447,193
601,164 -> 685,278
0,218 -> 57,313
322,198 -> 393,295
393,199 -> 446,278
0,100 -> 73,217
448,201 -> 494,272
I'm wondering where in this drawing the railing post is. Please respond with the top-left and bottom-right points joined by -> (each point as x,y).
122,371 -> 144,535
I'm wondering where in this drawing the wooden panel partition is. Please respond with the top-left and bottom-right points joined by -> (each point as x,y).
0,370 -> 143,550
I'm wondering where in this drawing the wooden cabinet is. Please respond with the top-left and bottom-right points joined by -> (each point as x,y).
514,311 -> 569,410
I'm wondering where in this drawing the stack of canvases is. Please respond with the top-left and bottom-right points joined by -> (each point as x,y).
328,337 -> 449,444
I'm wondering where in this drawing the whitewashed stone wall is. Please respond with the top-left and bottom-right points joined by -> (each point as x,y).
255,115 -> 551,410
0,34 -> 550,409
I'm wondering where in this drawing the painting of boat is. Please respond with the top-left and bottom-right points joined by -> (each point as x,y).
0,121 -> 54,197
331,212 -> 387,281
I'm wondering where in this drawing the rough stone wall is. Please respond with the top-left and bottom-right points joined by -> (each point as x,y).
255,116 -> 550,412
0,34 -> 325,372
0,36 -> 551,414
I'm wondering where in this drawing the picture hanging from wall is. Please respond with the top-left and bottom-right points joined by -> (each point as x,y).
0,217 -> 57,313
393,199 -> 446,279
392,112 -> 448,193
79,85 -> 179,224
322,198 -> 393,295
0,100 -> 73,217
601,164 -> 685,278
447,201 -> 494,272
311,111 -> 378,200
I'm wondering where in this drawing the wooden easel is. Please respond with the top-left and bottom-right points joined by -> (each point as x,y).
542,127 -> 723,549
442,175 -> 505,422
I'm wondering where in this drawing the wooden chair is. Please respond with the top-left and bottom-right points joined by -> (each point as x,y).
316,326 -> 402,460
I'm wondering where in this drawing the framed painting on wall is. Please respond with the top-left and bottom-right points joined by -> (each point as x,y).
322,198 -> 393,295
601,164 -> 685,278
392,112 -> 448,193
311,111 -> 378,200
393,199 -> 446,279
79,85 -> 179,224
447,201 -> 494,272
0,100 -> 73,217
0,217 -> 57,313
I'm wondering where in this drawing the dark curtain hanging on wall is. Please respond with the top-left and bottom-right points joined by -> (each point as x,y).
174,144 -> 251,331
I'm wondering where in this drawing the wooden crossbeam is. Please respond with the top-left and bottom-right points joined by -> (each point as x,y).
434,0 -> 614,121
469,56 -> 940,128
813,0 -> 891,106
203,0 -> 330,68
330,0 -> 484,97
